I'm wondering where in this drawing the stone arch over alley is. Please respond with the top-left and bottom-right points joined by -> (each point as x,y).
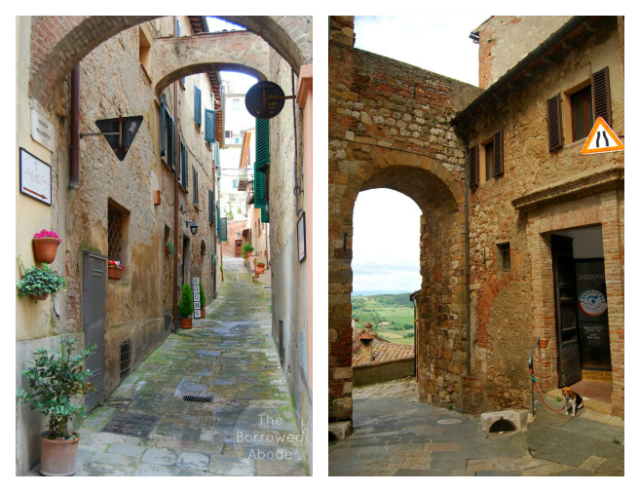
153,31 -> 270,97
28,15 -> 311,108
329,149 -> 468,426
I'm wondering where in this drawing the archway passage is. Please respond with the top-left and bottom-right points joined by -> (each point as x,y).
329,150 -> 467,429
28,15 -> 311,108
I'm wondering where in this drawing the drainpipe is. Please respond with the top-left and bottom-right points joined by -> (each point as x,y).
70,64 -> 80,183
172,17 -> 180,332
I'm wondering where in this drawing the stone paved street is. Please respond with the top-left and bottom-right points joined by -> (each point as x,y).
329,378 -> 623,476
53,258 -> 307,476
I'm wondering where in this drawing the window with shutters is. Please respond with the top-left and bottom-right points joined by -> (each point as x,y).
255,118 -> 270,171
571,85 -> 593,142
160,96 -> 175,170
476,129 -> 504,184
208,190 -> 215,224
179,140 -> 188,191
205,109 -> 216,143
485,140 -> 494,181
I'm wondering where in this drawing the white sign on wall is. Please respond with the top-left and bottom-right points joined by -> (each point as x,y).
30,109 -> 55,152
19,148 -> 52,206
192,276 -> 201,319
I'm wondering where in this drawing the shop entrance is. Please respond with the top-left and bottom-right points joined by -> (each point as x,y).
552,226 -> 612,388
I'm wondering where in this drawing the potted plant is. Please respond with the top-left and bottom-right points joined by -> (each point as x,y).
17,337 -> 96,476
242,243 -> 254,259
16,260 -> 67,302
255,262 -> 265,275
108,260 -> 125,280
33,229 -> 62,264
199,281 -> 206,318
164,241 -> 175,255
179,283 -> 194,329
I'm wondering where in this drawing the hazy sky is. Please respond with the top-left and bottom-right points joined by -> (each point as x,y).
352,16 -> 486,294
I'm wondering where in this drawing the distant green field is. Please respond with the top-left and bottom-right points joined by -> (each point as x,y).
352,293 -> 415,345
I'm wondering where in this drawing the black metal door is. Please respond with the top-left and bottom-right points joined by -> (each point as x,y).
551,235 -> 582,387
82,251 -> 106,410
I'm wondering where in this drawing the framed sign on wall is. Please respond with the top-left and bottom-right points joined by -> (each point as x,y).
19,148 -> 52,206
297,212 -> 306,263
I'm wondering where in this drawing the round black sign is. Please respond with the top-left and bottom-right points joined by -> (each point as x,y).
245,81 -> 285,119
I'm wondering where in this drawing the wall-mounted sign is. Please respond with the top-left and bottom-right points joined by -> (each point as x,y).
581,116 -> 624,155
19,148 -> 52,206
245,81 -> 286,119
192,276 -> 201,319
30,109 -> 55,152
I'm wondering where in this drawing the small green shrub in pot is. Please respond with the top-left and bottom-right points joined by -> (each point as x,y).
242,243 -> 254,257
16,260 -> 67,302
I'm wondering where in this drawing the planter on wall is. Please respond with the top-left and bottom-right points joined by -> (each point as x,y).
39,434 -> 80,476
33,238 -> 61,264
29,293 -> 50,302
108,266 -> 124,280
180,317 -> 193,329
255,265 -> 265,275
201,309 -> 205,318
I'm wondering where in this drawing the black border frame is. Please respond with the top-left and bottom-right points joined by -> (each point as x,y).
19,147 -> 52,206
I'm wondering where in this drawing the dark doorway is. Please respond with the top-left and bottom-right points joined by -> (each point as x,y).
235,239 -> 243,258
182,235 -> 191,287
82,251 -> 107,410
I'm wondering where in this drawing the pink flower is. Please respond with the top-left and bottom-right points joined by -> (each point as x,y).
33,229 -> 61,242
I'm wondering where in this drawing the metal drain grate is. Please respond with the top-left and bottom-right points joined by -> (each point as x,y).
183,395 -> 213,403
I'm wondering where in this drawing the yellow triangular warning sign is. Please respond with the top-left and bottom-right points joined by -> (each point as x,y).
581,116 -> 624,155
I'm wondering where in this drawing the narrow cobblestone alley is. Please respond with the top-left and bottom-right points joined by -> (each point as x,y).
39,258 -> 308,476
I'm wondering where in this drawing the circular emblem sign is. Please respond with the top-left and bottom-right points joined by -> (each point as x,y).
578,289 -> 607,317
245,81 -> 285,119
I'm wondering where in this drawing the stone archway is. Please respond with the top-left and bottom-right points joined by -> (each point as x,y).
28,15 -> 311,108
329,149 -> 467,430
153,31 -> 270,98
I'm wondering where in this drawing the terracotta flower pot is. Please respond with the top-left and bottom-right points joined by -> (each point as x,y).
33,238 -> 61,264
108,266 -> 123,280
29,292 -> 50,302
180,317 -> 193,329
201,309 -> 205,318
39,433 -> 80,476
256,265 -> 265,274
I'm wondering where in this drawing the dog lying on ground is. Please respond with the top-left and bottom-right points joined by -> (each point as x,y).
561,386 -> 584,417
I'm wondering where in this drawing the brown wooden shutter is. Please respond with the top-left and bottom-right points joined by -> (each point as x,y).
591,66 -> 612,126
469,145 -> 479,188
547,93 -> 563,152
493,129 -> 504,177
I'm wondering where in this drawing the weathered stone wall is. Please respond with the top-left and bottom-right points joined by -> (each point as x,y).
463,17 -> 624,414
476,16 -> 572,89
328,38 -> 483,426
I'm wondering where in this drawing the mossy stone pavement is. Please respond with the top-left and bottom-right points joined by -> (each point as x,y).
329,379 -> 623,476
71,258 -> 308,476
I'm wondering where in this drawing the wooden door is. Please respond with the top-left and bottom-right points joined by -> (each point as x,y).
235,239 -> 243,257
551,235 -> 582,387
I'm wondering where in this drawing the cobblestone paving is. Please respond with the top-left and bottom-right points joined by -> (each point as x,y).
71,258 -> 308,476
329,378 -> 623,476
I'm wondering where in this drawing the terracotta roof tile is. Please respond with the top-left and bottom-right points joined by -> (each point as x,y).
352,329 -> 415,367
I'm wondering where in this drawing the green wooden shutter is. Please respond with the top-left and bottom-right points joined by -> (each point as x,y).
261,207 -> 269,224
160,96 -> 166,156
194,87 -> 202,125
205,109 -> 216,143
254,165 -> 266,208
220,217 -> 227,242
547,93 -> 563,152
255,118 -> 270,171
591,66 -> 612,127
216,201 -> 221,232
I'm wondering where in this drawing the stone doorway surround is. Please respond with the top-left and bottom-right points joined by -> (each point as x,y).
514,167 -> 624,417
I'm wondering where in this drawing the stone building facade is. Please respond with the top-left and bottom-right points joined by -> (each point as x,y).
328,16 -> 624,438
16,15 -> 313,474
